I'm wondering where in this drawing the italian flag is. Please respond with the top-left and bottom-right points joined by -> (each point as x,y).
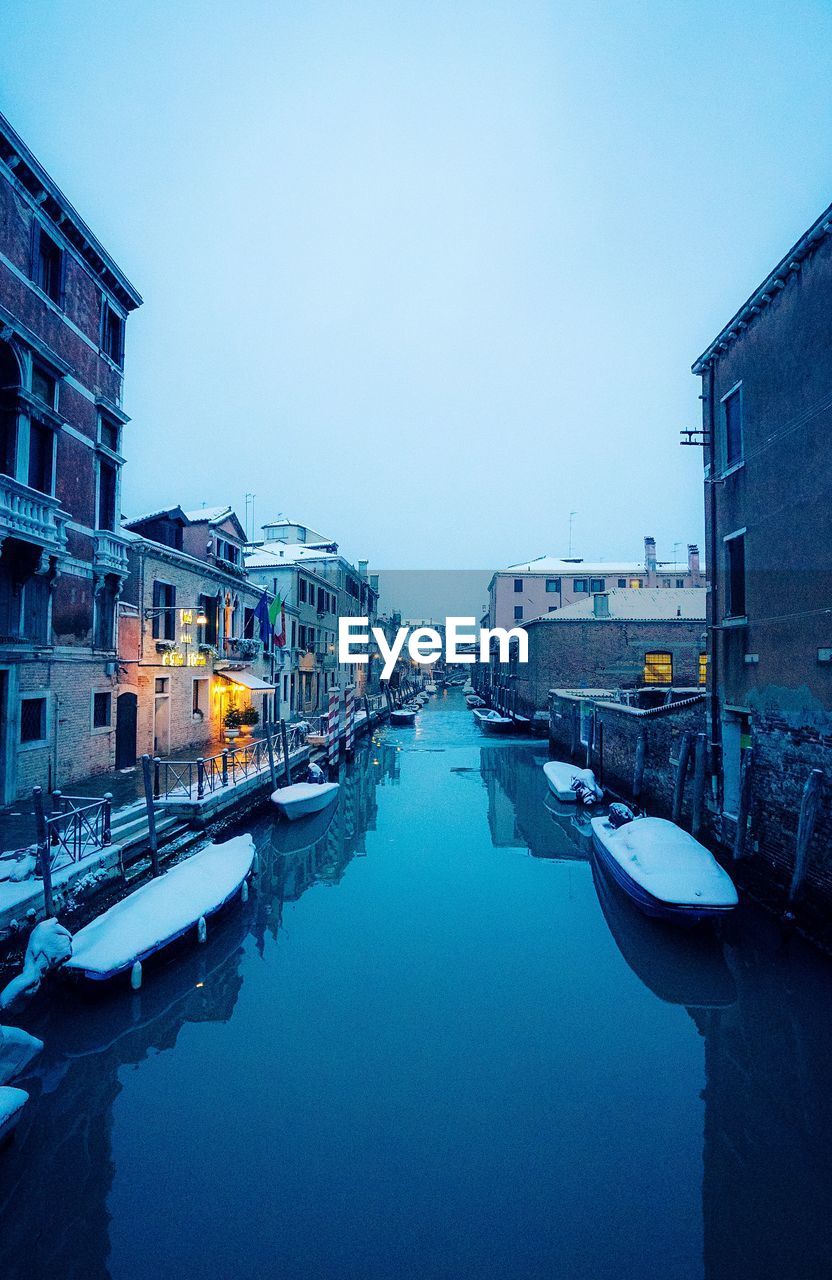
269,593 -> 286,647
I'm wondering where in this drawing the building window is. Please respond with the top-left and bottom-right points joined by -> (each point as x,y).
155,677 -> 169,694
629,578 -> 643,589
100,416 -> 120,452
545,578 -> 561,593
676,578 -> 684,589
94,576 -> 118,649
33,226 -> 62,304
192,678 -> 209,717
97,459 -> 117,531
548,606 -> 557,612
31,365 -> 57,408
514,605 -> 523,620
573,578 -> 588,593
644,652 -> 673,684
198,593 -> 218,646
513,578 -> 523,592
725,533 -> 746,618
699,653 -> 708,686
102,302 -> 124,366
20,695 -> 47,744
723,385 -> 743,469
618,578 -> 626,588
152,580 -> 176,640
299,578 -> 307,604
92,691 -> 112,729
28,421 -> 54,494
590,577 -> 605,594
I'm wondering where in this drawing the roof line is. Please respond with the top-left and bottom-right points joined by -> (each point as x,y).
692,199 -> 832,373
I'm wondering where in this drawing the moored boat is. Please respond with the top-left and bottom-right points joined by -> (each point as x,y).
472,708 -> 514,734
0,1086 -> 28,1143
590,815 -> 738,925
391,707 -> 418,725
63,835 -> 255,983
271,780 -> 340,821
466,694 -> 485,709
543,761 -> 603,803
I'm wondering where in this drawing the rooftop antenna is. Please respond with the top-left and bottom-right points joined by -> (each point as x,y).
568,511 -> 577,557
673,540 -> 681,570
245,492 -> 256,542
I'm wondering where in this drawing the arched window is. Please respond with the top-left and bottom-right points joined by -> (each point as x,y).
644,652 -> 673,685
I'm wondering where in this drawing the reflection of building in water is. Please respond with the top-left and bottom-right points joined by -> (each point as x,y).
254,742 -> 396,942
691,916 -> 832,1280
0,905 -> 251,1280
480,744 -> 591,861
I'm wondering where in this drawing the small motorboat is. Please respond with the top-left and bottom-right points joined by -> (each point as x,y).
543,760 -> 603,804
271,780 -> 340,821
472,708 -> 514,735
64,835 -> 255,983
466,695 -> 485,709
391,707 -> 418,725
425,683 -> 437,694
590,815 -> 738,925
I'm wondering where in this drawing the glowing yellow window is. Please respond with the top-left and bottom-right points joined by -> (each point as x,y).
699,653 -> 708,686
644,652 -> 672,684
629,578 -> 642,589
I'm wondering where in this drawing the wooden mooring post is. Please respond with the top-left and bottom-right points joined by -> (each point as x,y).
32,786 -> 54,917
141,754 -> 160,877
671,730 -> 693,825
788,768 -> 824,904
733,747 -> 754,861
280,719 -> 292,784
266,724 -> 278,789
691,732 -> 707,839
633,731 -> 647,804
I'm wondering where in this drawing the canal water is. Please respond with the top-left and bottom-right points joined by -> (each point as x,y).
2,690 -> 832,1280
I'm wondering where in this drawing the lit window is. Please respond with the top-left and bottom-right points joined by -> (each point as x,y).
699,653 -> 708,686
629,578 -> 643,589
644,652 -> 673,684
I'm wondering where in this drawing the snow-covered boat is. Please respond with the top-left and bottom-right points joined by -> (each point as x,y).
590,815 -> 738,925
0,1086 -> 27,1142
472,708 -> 514,735
543,761 -> 603,804
270,780 -> 339,821
466,695 -> 485,709
390,707 -> 418,725
63,835 -> 255,982
425,683 -> 437,694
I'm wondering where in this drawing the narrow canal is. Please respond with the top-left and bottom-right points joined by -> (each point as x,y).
2,690 -> 832,1280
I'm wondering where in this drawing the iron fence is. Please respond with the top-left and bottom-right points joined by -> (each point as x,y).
44,793 -> 112,871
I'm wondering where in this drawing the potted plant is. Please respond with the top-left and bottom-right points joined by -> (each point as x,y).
155,639 -> 176,656
236,638 -> 262,659
239,706 -> 260,737
223,706 -> 243,740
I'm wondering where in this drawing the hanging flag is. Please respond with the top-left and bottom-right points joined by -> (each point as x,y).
254,590 -> 272,646
275,598 -> 287,648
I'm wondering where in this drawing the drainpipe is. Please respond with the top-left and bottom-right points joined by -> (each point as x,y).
706,362 -> 722,805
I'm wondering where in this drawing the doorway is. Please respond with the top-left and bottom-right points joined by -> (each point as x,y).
153,683 -> 171,755
115,691 -> 137,769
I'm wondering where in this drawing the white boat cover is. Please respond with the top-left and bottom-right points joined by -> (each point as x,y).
590,816 -> 738,908
65,835 -> 255,979
0,1086 -> 27,1139
543,761 -> 602,801
271,781 -> 339,809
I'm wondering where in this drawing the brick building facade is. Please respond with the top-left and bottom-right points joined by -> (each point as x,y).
0,110 -> 141,800
692,201 -> 832,904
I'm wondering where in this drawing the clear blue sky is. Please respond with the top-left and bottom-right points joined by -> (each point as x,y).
2,1 -> 831,570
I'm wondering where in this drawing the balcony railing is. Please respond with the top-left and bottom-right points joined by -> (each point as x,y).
0,473 -> 68,554
93,528 -> 131,576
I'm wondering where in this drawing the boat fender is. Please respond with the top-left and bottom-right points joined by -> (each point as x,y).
197,916 -> 207,944
241,880 -> 249,904
130,961 -> 142,991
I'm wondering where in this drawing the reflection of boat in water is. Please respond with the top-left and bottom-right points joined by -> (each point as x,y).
544,794 -> 595,857
269,802 -> 337,854
592,861 -> 736,1008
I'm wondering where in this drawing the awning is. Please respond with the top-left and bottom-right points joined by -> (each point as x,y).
218,670 -> 276,692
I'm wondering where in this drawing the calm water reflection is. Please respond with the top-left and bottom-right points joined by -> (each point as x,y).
2,690 -> 832,1280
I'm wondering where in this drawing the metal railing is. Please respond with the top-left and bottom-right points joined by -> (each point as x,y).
153,723 -> 309,801
42,791 -> 112,871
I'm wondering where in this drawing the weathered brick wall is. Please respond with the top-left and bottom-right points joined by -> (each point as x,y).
549,691 -> 707,820
518,618 -> 706,710
12,656 -> 118,798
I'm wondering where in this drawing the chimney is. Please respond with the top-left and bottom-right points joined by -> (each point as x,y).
644,535 -> 657,574
593,592 -> 610,618
358,559 -> 368,578
688,544 -> 700,581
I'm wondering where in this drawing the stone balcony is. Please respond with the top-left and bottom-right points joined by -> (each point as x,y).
0,473 -> 69,557
93,529 -> 131,578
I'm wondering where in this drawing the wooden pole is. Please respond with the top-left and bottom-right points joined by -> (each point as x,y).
141,754 -> 160,876
788,768 -> 824,904
280,719 -> 292,784
733,747 -> 754,861
671,730 -> 693,825
585,710 -> 595,771
32,786 -> 53,917
691,732 -> 707,839
266,725 -> 278,790
633,731 -> 647,803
